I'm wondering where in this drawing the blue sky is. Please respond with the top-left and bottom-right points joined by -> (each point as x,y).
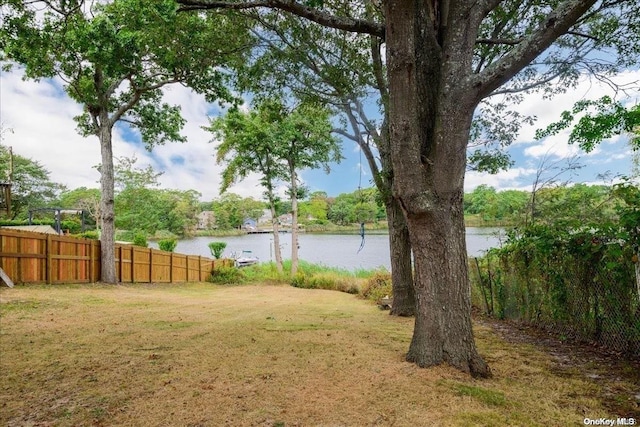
1,67 -> 638,201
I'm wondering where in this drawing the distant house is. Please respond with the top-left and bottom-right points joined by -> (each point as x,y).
196,211 -> 216,230
258,209 -> 272,226
242,218 -> 257,231
278,213 -> 293,227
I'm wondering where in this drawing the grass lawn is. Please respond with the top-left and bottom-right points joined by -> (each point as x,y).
0,282 -> 635,426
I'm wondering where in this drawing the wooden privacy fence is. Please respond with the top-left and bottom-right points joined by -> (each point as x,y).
0,229 -> 232,285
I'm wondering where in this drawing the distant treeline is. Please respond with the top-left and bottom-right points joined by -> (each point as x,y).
2,145 -> 633,235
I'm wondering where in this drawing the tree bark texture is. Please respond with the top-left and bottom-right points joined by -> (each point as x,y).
343,102 -> 415,316
290,164 -> 299,276
385,0 -> 491,377
386,197 -> 415,316
98,123 -> 117,284
269,196 -> 284,273
377,111 -> 415,316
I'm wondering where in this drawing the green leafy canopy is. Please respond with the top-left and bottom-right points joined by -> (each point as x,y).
536,96 -> 640,152
1,0 -> 253,146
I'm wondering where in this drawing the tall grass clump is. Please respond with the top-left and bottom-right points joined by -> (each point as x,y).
208,266 -> 246,285
289,260 -> 362,293
240,263 -> 291,285
290,271 -> 360,294
360,271 -> 392,303
237,260 -> 375,293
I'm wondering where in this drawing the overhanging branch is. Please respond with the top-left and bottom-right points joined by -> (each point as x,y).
177,0 -> 385,39
471,0 -> 598,101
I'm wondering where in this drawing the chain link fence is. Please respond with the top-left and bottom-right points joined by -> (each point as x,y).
470,252 -> 640,359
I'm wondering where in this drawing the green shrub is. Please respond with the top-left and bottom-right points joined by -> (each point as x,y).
208,241 -> 227,259
361,271 -> 392,303
132,231 -> 148,248
116,230 -> 134,242
77,230 -> 100,240
158,238 -> 178,252
208,266 -> 245,285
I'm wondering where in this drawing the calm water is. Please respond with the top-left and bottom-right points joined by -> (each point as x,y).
150,228 -> 504,271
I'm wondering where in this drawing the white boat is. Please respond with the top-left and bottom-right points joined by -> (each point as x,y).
233,250 -> 259,267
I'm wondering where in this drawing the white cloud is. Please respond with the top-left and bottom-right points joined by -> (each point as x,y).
523,131 -> 581,158
1,71 -> 101,188
463,69 -> 640,191
465,167 -> 538,192
0,69 -> 266,201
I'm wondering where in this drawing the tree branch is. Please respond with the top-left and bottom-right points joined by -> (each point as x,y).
476,37 -> 524,46
341,98 -> 382,188
477,0 -> 505,19
370,35 -> 388,103
118,118 -> 143,128
488,68 -> 567,96
471,0 -> 598,101
566,30 -> 599,42
332,128 -> 359,143
177,0 -> 385,39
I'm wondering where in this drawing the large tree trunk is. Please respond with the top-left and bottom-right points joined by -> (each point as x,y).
386,197 -> 414,316
385,0 -> 491,377
98,123 -> 117,284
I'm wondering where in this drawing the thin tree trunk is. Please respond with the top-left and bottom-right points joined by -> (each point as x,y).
268,195 -> 283,273
386,198 -> 414,316
290,166 -> 299,276
349,102 -> 415,317
98,123 -> 117,283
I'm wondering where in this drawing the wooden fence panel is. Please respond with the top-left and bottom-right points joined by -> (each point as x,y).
132,247 -> 150,283
172,253 -> 188,282
187,256 -> 200,282
0,229 -> 47,284
116,245 -> 134,283
0,229 -> 226,285
52,235 -> 92,284
150,249 -> 171,283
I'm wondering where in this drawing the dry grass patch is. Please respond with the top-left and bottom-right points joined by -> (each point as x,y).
0,283 -> 632,426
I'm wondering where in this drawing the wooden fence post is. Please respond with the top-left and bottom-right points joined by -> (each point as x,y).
89,239 -> 95,282
17,233 -> 22,284
116,245 -> 121,282
149,248 -> 153,283
46,234 -> 52,284
169,252 -> 173,283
